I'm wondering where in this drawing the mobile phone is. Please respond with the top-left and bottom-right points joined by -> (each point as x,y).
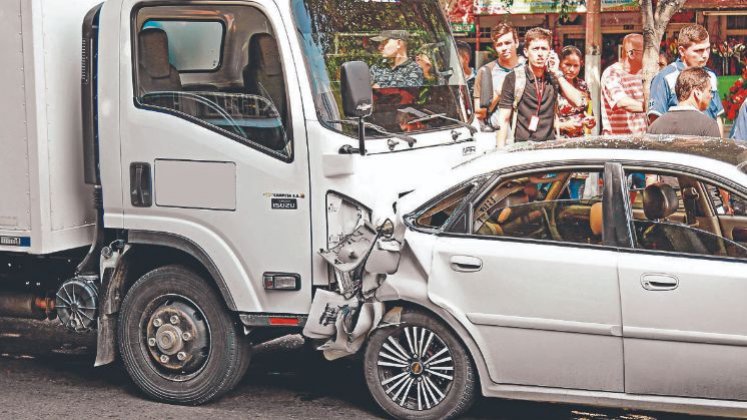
546,51 -> 558,69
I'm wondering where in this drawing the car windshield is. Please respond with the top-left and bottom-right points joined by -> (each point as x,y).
292,0 -> 471,138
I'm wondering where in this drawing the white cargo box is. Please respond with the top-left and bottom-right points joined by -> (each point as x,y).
0,0 -> 102,254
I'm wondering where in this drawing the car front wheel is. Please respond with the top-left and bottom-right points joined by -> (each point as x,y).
118,265 -> 250,405
363,309 -> 476,419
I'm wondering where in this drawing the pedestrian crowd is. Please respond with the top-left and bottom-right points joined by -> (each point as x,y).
366,22 -> 747,142
464,22 -> 747,144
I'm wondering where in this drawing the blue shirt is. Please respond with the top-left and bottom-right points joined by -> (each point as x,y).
648,59 -> 724,120
731,101 -> 747,141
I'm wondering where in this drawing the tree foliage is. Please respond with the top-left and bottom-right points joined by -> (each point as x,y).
640,0 -> 688,105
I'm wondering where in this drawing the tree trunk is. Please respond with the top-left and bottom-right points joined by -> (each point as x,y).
641,0 -> 688,109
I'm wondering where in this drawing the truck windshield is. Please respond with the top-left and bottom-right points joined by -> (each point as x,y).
292,0 -> 472,138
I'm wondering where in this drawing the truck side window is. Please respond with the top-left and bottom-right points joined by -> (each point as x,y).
133,6 -> 292,160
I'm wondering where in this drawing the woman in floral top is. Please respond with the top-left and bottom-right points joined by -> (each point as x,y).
555,46 -> 595,138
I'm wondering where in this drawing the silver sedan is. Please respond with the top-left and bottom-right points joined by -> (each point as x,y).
362,136 -> 747,419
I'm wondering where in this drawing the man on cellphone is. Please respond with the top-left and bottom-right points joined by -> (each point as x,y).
495,28 -> 585,146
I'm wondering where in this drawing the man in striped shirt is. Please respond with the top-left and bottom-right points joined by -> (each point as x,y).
601,34 -> 647,135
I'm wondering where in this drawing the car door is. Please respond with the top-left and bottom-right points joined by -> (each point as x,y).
617,163 -> 747,401
427,163 -> 625,392
119,2 -> 311,313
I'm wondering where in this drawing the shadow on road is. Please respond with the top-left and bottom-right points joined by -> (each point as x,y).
0,319 -> 712,420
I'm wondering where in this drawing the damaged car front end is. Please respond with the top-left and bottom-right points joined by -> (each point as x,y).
304,220 -> 403,360
305,179 -> 483,420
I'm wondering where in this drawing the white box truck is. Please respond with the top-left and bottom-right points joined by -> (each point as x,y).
0,0 -> 491,413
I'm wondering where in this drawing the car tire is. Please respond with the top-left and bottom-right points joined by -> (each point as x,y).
118,265 -> 250,405
363,309 -> 476,419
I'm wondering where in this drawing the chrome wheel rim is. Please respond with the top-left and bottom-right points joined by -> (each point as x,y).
376,326 -> 454,411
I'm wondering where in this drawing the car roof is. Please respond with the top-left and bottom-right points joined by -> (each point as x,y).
399,135 -> 747,216
505,135 -> 747,168
457,135 -> 747,176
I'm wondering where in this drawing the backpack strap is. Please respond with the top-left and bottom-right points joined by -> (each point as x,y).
512,64 -> 527,111
510,65 -> 527,137
477,62 -> 497,109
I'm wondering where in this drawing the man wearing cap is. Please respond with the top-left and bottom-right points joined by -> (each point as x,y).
370,30 -> 424,88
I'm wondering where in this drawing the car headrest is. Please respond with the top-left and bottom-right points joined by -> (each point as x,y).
643,182 -> 678,220
139,28 -> 171,79
249,33 -> 282,76
589,202 -> 603,236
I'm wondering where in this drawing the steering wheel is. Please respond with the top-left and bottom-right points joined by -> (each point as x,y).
541,203 -> 563,242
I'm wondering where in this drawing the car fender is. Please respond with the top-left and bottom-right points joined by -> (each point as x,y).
376,244 -> 495,397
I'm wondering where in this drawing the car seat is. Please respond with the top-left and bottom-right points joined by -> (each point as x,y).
243,33 -> 286,121
640,182 -> 708,254
243,33 -> 288,151
589,202 -> 603,242
137,27 -> 182,96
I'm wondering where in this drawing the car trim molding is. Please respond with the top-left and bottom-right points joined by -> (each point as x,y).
481,383 -> 747,418
624,326 -> 747,347
466,313 -> 622,337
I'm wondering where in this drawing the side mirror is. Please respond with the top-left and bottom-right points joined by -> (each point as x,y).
341,61 -> 373,118
477,65 -> 493,109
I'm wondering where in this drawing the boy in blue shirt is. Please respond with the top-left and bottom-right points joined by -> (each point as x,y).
648,24 -> 724,137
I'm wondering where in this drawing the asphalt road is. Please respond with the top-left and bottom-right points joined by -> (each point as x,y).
0,318 -> 709,420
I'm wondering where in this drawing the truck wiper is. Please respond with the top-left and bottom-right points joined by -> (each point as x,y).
407,111 -> 477,136
325,119 -> 417,149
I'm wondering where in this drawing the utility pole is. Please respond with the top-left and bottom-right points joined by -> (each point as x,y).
585,0 -> 602,135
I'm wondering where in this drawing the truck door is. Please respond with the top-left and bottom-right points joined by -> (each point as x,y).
119,2 -> 311,313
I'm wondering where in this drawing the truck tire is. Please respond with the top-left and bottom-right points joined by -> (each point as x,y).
363,309 -> 476,420
118,265 -> 250,405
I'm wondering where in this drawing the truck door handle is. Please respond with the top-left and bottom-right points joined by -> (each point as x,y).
449,256 -> 482,272
130,162 -> 152,207
641,274 -> 679,291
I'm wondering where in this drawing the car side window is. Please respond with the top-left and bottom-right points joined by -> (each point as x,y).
623,170 -> 747,259
710,185 -> 747,216
414,185 -> 474,230
472,169 -> 605,246
133,6 -> 292,160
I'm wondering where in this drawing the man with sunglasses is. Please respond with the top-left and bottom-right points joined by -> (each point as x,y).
600,34 -> 647,135
648,24 -> 724,136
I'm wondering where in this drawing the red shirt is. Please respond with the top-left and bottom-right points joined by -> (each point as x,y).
601,62 -> 647,135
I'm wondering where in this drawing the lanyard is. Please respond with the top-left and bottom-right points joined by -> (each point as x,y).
533,74 -> 545,117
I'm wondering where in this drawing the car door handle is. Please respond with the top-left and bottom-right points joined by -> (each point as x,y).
449,256 -> 482,272
641,274 -> 679,291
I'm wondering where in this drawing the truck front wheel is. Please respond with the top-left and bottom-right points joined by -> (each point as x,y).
118,265 -> 250,405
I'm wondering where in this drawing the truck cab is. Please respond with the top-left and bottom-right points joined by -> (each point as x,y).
1,0 -> 492,408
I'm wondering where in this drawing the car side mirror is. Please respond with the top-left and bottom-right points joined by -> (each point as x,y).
341,61 -> 373,118
477,65 -> 493,109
